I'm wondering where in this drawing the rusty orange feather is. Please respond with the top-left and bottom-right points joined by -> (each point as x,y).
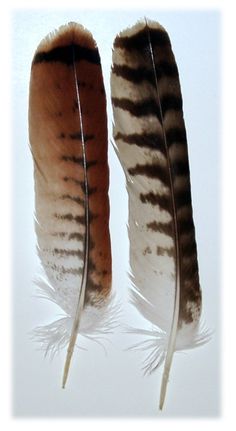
29,22 -> 112,387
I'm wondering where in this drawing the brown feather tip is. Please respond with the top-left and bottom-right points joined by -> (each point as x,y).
33,22 -> 98,56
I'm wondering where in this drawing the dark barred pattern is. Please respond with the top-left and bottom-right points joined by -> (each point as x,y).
114,27 -> 170,50
112,63 -> 155,84
69,132 -> 94,141
45,262 -> 83,276
140,191 -> 172,211
146,220 -> 173,237
59,132 -> 90,140
115,131 -> 165,152
63,176 -> 97,195
33,44 -> 100,66
53,248 -> 84,258
61,155 -> 97,168
54,212 -> 97,224
112,61 -> 179,84
112,95 -> 182,120
111,19 -> 201,326
166,127 -> 187,146
54,213 -> 86,224
112,96 -> 161,120
128,163 -> 169,185
61,194 -> 84,205
51,231 -> 84,241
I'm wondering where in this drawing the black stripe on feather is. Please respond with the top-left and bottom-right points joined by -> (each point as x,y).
33,44 -> 100,66
114,27 -> 170,50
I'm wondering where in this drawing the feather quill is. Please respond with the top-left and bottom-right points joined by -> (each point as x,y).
111,19 -> 209,409
29,23 -> 112,387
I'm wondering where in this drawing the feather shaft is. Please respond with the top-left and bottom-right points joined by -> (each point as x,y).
62,50 -> 89,387
146,20 -> 181,410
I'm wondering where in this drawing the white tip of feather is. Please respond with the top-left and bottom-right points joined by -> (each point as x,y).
114,17 -> 165,40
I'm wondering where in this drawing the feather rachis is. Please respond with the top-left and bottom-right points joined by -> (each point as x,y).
145,20 -> 181,411
29,23 -> 112,386
111,19 -> 208,409
62,44 -> 90,389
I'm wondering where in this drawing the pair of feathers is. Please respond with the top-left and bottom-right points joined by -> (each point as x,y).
28,20 -> 209,409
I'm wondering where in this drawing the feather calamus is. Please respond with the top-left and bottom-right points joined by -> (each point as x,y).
29,23 -> 112,387
111,19 -> 209,409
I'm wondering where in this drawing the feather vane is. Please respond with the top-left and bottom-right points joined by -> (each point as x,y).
29,22 -> 112,387
111,19 -> 208,409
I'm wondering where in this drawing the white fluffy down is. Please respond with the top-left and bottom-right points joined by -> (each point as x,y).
127,290 -> 211,375
32,277 -> 119,357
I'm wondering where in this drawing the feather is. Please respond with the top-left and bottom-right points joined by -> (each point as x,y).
111,19 -> 209,409
28,22 -> 112,387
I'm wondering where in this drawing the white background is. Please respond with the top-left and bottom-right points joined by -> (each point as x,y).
11,8 -> 220,417
0,0 -> 236,430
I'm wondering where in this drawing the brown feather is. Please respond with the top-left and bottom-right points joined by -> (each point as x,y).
29,22 -> 111,386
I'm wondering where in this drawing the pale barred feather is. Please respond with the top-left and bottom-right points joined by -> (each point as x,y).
111,19 -> 209,409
